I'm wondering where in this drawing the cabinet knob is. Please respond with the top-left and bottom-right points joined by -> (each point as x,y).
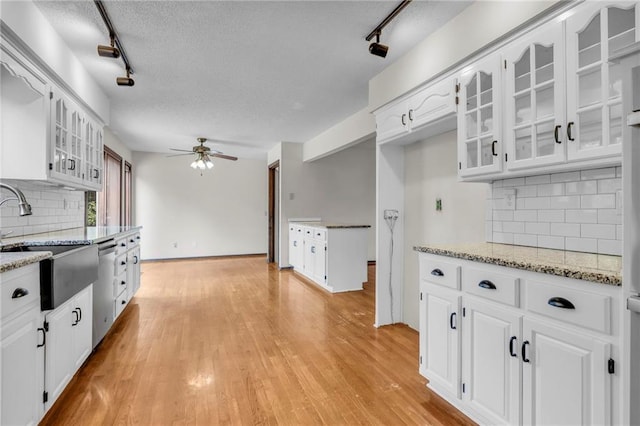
121,261 -> 127,265
121,280 -> 126,286
11,287 -> 29,299
121,300 -> 126,305
547,297 -> 575,309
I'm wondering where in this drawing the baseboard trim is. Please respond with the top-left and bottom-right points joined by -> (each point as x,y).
142,253 -> 267,263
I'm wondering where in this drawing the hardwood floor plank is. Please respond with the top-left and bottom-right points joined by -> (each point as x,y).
40,256 -> 474,425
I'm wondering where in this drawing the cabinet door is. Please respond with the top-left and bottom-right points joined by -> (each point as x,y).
288,226 -> 298,268
44,301 -> 74,410
50,90 -> 72,181
421,284 -> 461,397
375,100 -> 409,144
312,241 -> 326,284
458,53 -> 503,177
72,285 -> 93,370
504,22 -> 566,170
462,298 -> 522,425
132,247 -> 141,295
1,306 -> 42,426
566,2 -> 639,161
407,77 -> 458,131
83,119 -> 103,189
68,109 -> 84,181
522,318 -> 611,426
302,233 -> 315,277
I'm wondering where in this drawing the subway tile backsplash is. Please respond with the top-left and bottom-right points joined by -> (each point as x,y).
487,167 -> 622,256
0,180 -> 84,238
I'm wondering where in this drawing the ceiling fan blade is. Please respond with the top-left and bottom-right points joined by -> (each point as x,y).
169,148 -> 194,153
166,153 -> 195,157
211,153 -> 238,161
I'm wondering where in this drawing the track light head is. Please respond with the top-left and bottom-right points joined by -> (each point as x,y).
368,32 -> 389,58
97,35 -> 120,58
369,42 -> 389,58
116,68 -> 134,87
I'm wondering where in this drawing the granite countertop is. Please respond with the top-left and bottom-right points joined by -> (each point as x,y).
413,242 -> 622,286
0,226 -> 142,272
0,251 -> 52,273
294,222 -> 371,229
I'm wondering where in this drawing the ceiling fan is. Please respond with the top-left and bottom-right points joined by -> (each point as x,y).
168,137 -> 238,171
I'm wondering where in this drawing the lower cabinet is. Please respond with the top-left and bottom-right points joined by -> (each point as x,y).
1,264 -> 44,426
43,284 -> 93,412
127,246 -> 141,300
418,252 -> 620,425
289,223 -> 369,293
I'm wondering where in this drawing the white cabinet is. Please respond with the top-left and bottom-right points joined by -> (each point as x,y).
457,53 -> 503,177
289,224 -> 369,293
375,76 -> 458,145
565,1 -> 639,161
419,281 -> 461,398
522,318 -> 611,425
0,37 -> 104,191
44,284 -> 93,411
127,246 -> 141,300
0,264 -> 44,426
503,23 -> 566,170
418,252 -> 621,425
462,297 -> 522,425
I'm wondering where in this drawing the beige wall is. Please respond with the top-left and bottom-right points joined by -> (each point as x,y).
133,152 -> 268,260
403,130 -> 488,329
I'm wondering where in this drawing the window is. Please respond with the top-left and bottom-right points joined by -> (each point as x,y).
86,146 -> 132,227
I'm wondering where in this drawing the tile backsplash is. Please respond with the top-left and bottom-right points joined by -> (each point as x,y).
0,180 -> 85,238
487,167 -> 622,256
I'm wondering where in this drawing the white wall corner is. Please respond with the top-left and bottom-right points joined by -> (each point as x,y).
267,142 -> 282,166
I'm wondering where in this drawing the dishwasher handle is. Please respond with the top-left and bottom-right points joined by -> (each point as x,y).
628,296 -> 640,313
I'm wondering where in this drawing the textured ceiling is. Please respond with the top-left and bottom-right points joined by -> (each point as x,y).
33,0 -> 470,159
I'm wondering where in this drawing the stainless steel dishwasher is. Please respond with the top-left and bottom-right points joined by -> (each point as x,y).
93,239 -> 116,348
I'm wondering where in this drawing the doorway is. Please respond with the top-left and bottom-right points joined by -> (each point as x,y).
268,160 -> 280,264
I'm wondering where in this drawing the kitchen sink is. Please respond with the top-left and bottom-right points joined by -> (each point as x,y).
3,244 -> 99,310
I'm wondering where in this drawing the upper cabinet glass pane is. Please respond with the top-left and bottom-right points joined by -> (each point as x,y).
515,47 -> 531,92
466,74 -> 478,111
535,44 -> 554,85
608,6 -> 636,53
578,12 -> 601,68
480,72 -> 493,106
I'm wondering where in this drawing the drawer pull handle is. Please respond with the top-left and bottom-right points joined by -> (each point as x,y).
449,312 -> 457,330
548,297 -> 575,309
509,336 -> 517,357
37,327 -> 46,348
478,280 -> 497,290
72,309 -> 79,326
567,121 -> 575,141
522,341 -> 530,363
134,256 -> 139,264
11,288 -> 29,299
554,125 -> 562,144
77,307 -> 82,322
431,268 -> 444,277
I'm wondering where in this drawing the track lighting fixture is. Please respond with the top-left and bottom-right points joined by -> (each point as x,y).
116,68 -> 134,87
97,35 -> 120,58
365,0 -> 412,58
369,32 -> 389,58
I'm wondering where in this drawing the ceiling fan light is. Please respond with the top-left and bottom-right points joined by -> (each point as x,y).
206,160 -> 214,169
197,159 -> 206,169
190,160 -> 198,169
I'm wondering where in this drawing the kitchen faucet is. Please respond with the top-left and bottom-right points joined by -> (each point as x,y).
0,182 -> 32,216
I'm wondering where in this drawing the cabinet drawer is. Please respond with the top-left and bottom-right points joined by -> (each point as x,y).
526,280 -> 611,334
115,292 -> 128,319
127,233 -> 141,250
419,256 -> 460,290
115,237 -> 128,255
312,229 -> 326,241
1,264 -> 40,320
115,253 -> 127,276
463,268 -> 520,307
114,271 -> 127,298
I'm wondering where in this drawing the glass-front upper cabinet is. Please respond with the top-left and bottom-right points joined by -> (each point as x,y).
51,91 -> 73,182
503,23 -> 565,170
457,53 -> 503,177
566,1 -> 639,161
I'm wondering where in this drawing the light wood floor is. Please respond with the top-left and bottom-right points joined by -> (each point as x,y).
41,256 -> 473,425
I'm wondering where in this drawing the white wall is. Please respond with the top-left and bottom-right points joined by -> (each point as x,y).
368,1 -> 560,111
0,0 -> 110,123
104,128 -> 132,163
403,130 -> 487,329
278,139 -> 376,266
133,152 -> 268,260
303,107 -> 375,162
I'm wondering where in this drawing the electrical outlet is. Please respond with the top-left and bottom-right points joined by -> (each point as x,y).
384,209 -> 399,220
503,188 -> 516,210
